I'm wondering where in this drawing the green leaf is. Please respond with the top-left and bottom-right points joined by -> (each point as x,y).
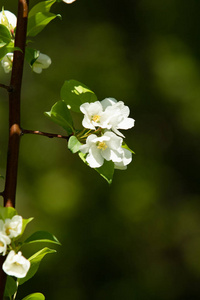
24,231 -> 61,245
60,80 -> 98,113
122,142 -> 135,154
22,293 -> 45,300
21,217 -> 34,236
68,136 -> 82,153
25,48 -> 40,66
27,12 -> 61,37
78,152 -> 114,184
45,100 -> 74,134
95,160 -> 114,184
0,43 -> 22,61
0,24 -> 11,48
29,0 -> 56,18
19,247 -> 56,285
0,206 -> 17,220
4,276 -> 18,298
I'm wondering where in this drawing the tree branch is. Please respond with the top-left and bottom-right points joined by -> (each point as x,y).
0,83 -> 13,92
22,129 -> 71,140
0,1 -> 29,299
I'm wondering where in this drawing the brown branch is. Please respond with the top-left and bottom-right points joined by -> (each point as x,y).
0,83 -> 13,92
22,129 -> 71,140
0,1 -> 29,299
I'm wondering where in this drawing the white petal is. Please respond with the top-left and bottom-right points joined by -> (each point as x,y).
86,146 -> 104,168
0,10 -> 17,29
63,0 -> 76,3
118,117 -> 135,130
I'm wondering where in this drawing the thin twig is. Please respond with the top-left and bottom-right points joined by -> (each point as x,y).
0,83 -> 13,92
22,129 -> 71,140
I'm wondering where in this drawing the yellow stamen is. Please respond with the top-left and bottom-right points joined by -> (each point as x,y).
92,115 -> 100,123
0,242 -> 4,247
97,141 -> 107,150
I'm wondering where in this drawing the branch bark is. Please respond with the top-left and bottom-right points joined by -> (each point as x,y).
0,0 -> 29,298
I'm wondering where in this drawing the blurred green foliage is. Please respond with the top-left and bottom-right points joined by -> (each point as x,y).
1,0 -> 200,299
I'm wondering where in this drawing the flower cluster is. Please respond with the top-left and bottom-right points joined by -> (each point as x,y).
79,98 -> 134,169
0,215 -> 30,278
0,9 -> 51,74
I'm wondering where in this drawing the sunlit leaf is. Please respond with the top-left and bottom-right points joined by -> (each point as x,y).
60,80 -> 97,112
21,293 -> 45,300
24,231 -> 61,245
19,247 -> 56,285
45,100 -> 74,134
0,24 -> 11,48
68,136 -> 82,153
0,206 -> 17,220
122,142 -> 135,154
27,12 -> 61,37
29,0 -> 56,18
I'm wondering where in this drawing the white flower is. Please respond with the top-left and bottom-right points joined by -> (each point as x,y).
3,250 -> 30,278
80,101 -> 107,130
0,231 -> 11,256
32,53 -> 51,74
1,53 -> 13,73
101,98 -> 135,137
62,0 -> 76,3
114,147 -> 132,170
80,131 -> 131,168
4,215 -> 23,238
80,98 -> 135,137
0,10 -> 17,30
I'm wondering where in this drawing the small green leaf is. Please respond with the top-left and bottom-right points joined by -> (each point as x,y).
4,276 -> 18,298
22,292 -> 45,300
68,136 -> 82,153
0,206 -> 17,220
24,231 -> 61,245
0,43 -> 22,61
21,217 -> 34,236
19,247 -> 56,285
78,152 -> 114,184
122,142 -> 135,154
60,80 -> 97,113
27,12 -> 61,37
0,24 -> 11,48
95,160 -> 114,184
29,0 -> 56,18
25,47 -> 40,66
45,100 -> 74,134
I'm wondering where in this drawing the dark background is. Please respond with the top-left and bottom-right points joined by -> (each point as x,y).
1,0 -> 200,299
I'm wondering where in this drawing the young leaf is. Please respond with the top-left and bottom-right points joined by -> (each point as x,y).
45,100 -> 74,134
21,293 -> 45,300
19,247 -> 56,285
0,206 -> 17,220
25,48 -> 40,66
122,142 -> 135,154
3,276 -> 18,298
0,43 -> 22,61
95,160 -> 114,185
68,136 -> 82,153
0,24 -> 11,48
27,12 -> 61,37
78,152 -> 114,184
24,231 -> 61,245
60,80 -> 97,113
29,0 -> 56,18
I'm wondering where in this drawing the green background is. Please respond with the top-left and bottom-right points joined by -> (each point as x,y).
1,0 -> 200,299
